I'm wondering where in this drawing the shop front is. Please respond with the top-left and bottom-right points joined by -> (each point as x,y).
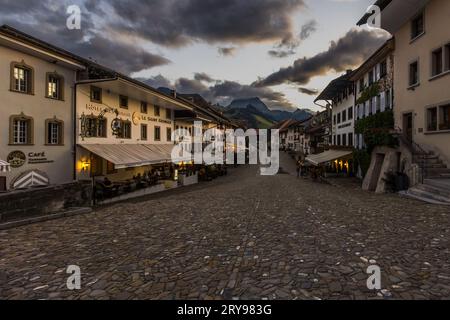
305,149 -> 354,178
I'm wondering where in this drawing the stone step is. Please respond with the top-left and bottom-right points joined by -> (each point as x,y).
424,179 -> 450,192
399,189 -> 450,206
417,183 -> 450,198
426,168 -> 450,176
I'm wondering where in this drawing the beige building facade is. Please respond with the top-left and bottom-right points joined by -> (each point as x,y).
0,26 -> 85,192
75,78 -> 194,182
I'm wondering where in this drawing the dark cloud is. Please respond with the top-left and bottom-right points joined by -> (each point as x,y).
298,87 -> 319,96
104,0 -> 305,47
194,72 -> 215,83
258,29 -> 388,86
0,0 -> 170,74
268,19 -> 318,58
218,47 -> 237,57
140,75 -> 295,111
299,20 -> 318,41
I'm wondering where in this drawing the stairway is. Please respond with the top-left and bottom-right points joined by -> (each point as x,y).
399,149 -> 450,205
413,151 -> 450,179
400,179 -> 450,205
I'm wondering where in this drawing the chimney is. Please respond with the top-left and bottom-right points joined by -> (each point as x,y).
346,69 -> 353,75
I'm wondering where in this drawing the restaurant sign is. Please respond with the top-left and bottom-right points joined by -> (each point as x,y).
6,151 -> 54,168
7,151 -> 26,168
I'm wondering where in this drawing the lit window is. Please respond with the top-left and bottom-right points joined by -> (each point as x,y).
12,65 -> 32,94
47,74 -> 63,100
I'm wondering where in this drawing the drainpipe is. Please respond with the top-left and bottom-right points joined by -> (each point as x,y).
73,79 -> 78,182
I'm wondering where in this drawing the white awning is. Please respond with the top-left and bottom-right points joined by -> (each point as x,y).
0,159 -> 10,173
79,144 -> 189,169
306,150 -> 353,166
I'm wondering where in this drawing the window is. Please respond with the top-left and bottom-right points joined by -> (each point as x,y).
368,70 -> 374,85
11,63 -> 33,94
333,115 -> 336,125
445,44 -> 450,72
118,120 -> 132,139
432,48 -> 443,77
46,119 -> 64,145
380,60 -> 387,78
141,102 -> 148,114
337,135 -> 341,146
90,86 -> 102,103
86,117 -> 107,138
409,61 -> 419,87
166,108 -> 172,120
46,73 -> 64,100
333,135 -> 336,146
376,95 -> 381,113
411,12 -> 424,40
167,128 -> 172,142
337,113 -> 341,124
385,90 -> 391,109
342,110 -> 347,122
359,79 -> 365,93
348,133 -> 354,147
427,107 -> 438,131
154,126 -> 161,141
342,134 -> 347,146
440,104 -> 450,130
10,114 -> 33,145
119,95 -> 129,109
348,107 -> 353,120
141,124 -> 148,141
154,105 -> 161,117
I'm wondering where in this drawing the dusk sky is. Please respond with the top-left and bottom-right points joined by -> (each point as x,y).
0,0 -> 389,111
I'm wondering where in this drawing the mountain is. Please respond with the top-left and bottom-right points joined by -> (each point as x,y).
226,97 -> 271,114
224,105 -> 275,129
224,98 -> 314,129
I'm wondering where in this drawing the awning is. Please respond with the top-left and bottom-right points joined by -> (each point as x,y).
306,150 -> 353,166
79,144 -> 191,169
0,159 -> 10,173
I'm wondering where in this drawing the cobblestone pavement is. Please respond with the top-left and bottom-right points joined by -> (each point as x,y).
1,153 -> 450,300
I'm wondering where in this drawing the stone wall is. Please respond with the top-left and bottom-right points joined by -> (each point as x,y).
0,181 -> 92,223
362,144 -> 416,193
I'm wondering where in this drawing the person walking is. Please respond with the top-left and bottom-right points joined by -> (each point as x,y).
296,159 -> 302,178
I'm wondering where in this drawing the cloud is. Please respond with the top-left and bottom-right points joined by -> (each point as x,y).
0,1 -> 170,74
218,47 -> 237,57
298,87 -> 319,95
105,0 -> 306,47
268,19 -> 318,58
140,74 -> 296,111
258,29 -> 388,86
194,72 -> 215,83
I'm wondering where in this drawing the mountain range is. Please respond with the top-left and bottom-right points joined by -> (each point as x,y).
224,97 -> 314,128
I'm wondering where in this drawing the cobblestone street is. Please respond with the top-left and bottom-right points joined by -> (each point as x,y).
1,154 -> 450,300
